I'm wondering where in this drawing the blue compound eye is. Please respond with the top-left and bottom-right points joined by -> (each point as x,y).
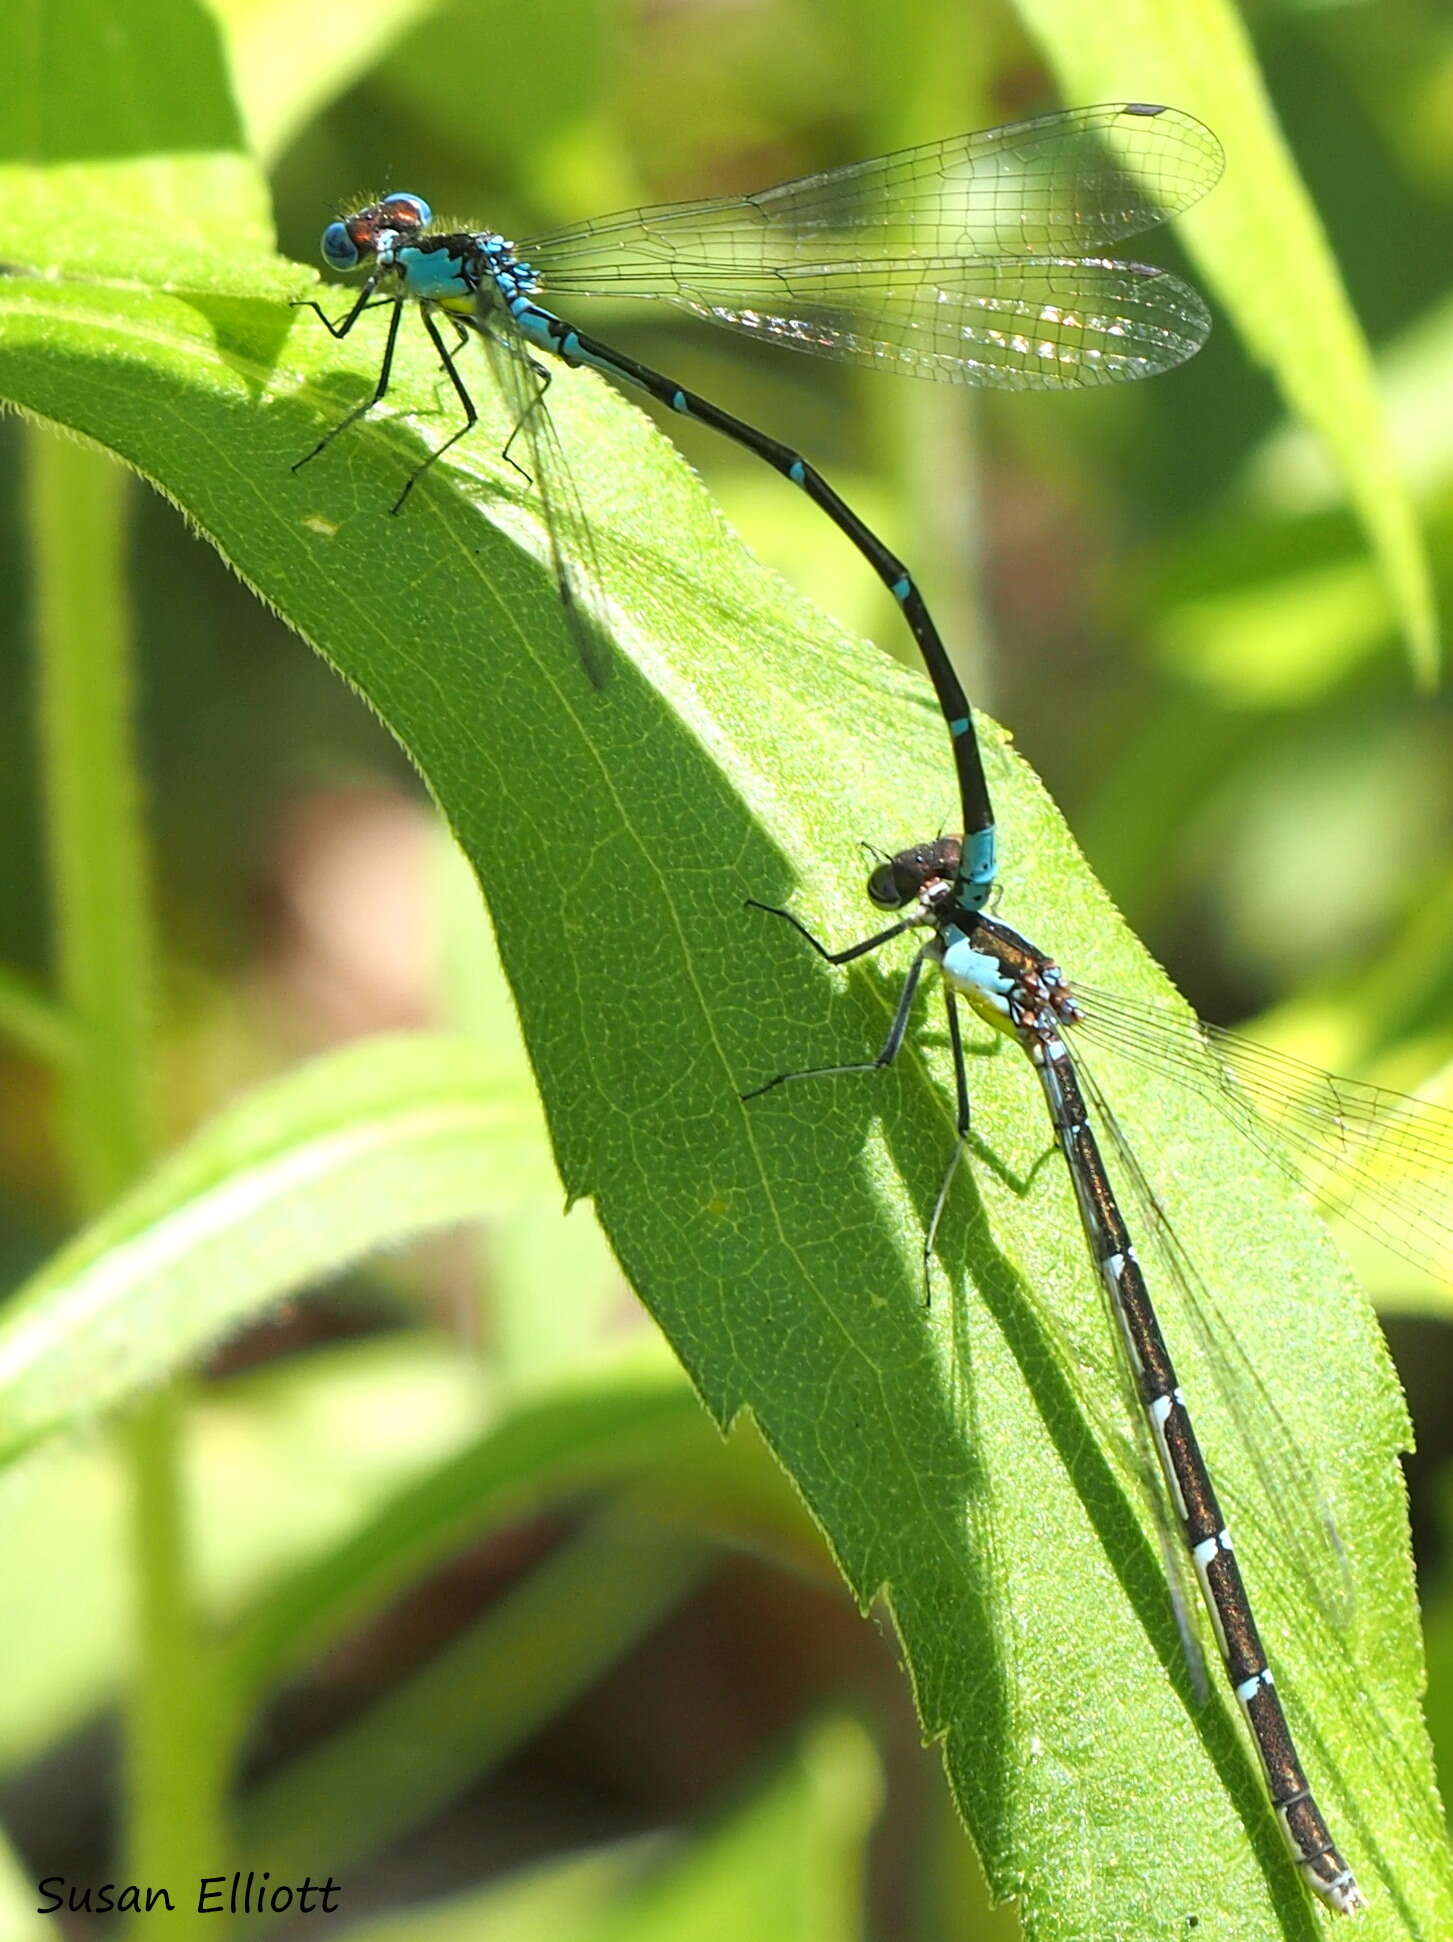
321,221 -> 358,270
381,192 -> 431,227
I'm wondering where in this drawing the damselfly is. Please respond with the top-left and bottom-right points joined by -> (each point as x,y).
741,824 -> 1453,1913
294,102 -> 1222,896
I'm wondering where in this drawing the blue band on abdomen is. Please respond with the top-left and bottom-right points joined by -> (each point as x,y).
959,827 -> 997,908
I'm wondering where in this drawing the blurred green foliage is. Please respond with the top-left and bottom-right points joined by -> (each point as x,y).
1,0 -> 1452,1937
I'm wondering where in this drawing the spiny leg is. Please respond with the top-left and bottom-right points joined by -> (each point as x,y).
740,928 -> 932,1102
745,900 -> 974,1293
499,354 -> 553,484
291,272 -> 386,341
921,988 -> 972,1300
743,899 -> 923,967
389,307 -> 483,514
292,291 -> 406,475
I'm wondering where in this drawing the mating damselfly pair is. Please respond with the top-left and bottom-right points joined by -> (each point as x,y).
291,101 -> 1444,1917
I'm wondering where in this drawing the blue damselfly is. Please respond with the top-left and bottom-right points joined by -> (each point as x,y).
294,102 -> 1222,906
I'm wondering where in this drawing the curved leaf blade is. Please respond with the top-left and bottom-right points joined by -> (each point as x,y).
0,1035 -> 545,1463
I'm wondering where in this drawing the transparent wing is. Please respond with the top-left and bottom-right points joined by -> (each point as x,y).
1072,985 -> 1453,1287
1074,1044 -> 1354,1638
473,317 -> 614,688
524,104 -> 1223,277
658,256 -> 1211,389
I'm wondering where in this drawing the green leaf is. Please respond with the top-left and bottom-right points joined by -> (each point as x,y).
0,43 -> 1444,1937
0,1035 -> 546,1463
2,0 -> 270,274
1249,287 -> 1453,513
433,829 -> 627,1380
213,0 -> 440,165
1421,1477 -> 1453,1832
1012,1 -> 1440,681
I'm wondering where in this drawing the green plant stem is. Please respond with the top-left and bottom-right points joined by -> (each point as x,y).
27,426 -> 225,1924
30,435 -> 154,1208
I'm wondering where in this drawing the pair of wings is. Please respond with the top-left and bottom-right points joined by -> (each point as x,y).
519,103 -> 1225,391
459,104 -> 1223,679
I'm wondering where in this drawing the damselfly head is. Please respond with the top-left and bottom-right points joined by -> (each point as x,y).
867,836 -> 963,910
321,193 -> 433,271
